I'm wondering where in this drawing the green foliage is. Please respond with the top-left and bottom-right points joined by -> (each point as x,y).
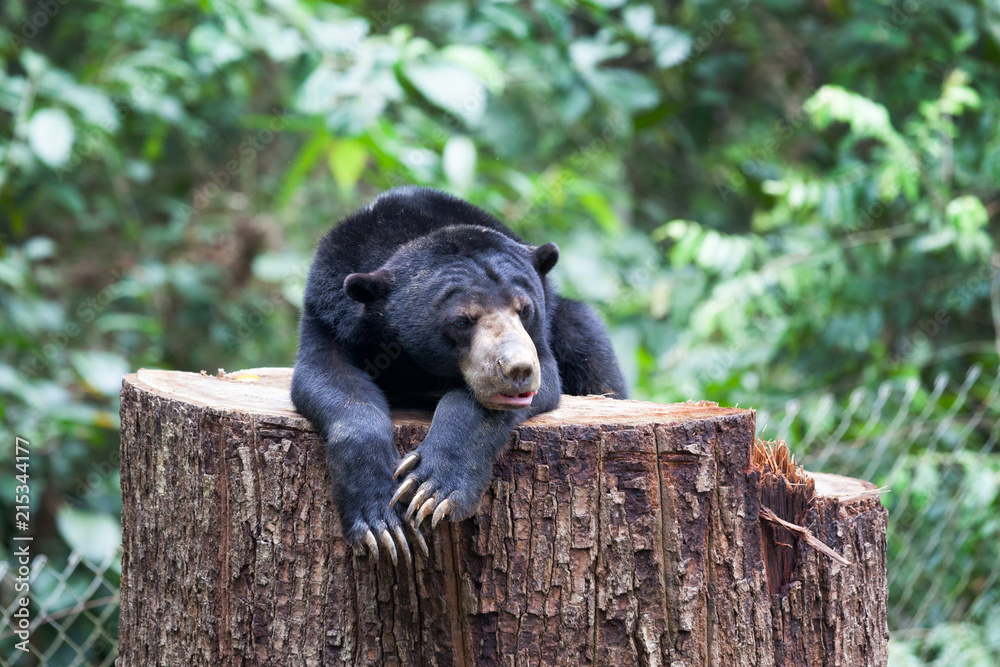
1,0 -> 998,662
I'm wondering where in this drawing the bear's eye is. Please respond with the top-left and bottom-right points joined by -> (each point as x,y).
453,315 -> 476,330
517,303 -> 533,321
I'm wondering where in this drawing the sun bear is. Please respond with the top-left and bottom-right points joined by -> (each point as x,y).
291,186 -> 627,566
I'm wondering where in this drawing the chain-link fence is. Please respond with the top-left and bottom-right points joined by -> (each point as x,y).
1,365 -> 997,665
0,549 -> 118,667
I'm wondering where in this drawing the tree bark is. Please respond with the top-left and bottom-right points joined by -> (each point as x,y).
118,368 -> 888,666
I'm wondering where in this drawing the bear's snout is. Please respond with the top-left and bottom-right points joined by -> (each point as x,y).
498,347 -> 535,389
460,309 -> 541,410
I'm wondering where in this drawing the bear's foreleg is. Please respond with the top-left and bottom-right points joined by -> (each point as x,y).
392,351 -> 562,535
291,326 -> 416,565
392,387 -> 518,530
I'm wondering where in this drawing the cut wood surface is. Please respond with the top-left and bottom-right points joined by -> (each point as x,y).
118,367 -> 888,666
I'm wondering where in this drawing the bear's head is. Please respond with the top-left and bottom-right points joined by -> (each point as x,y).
343,226 -> 558,411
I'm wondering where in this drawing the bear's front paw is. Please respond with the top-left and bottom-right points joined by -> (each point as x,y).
339,482 -> 421,567
389,444 -> 489,539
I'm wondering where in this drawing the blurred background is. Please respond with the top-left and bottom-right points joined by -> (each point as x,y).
1,0 -> 998,664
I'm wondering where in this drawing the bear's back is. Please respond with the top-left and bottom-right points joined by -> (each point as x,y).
318,187 -> 521,275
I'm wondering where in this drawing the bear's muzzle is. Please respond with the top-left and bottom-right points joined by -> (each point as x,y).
461,310 -> 541,410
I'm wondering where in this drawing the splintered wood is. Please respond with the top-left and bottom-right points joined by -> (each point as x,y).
118,368 -> 889,667
754,439 -> 823,593
753,439 -> 851,576
752,439 -> 808,483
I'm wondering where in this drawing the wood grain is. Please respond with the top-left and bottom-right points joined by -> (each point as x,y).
118,367 -> 888,666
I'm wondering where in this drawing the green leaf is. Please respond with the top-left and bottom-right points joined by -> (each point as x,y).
440,45 -> 506,93
189,23 -> 244,67
402,61 -> 487,125
23,236 -> 56,260
560,85 -> 593,125
442,135 -> 477,193
586,69 -> 659,112
0,256 -> 27,290
946,195 -> 988,233
252,251 -> 309,283
946,195 -> 992,259
94,313 -> 162,335
559,246 -> 621,302
940,69 -> 981,115
328,138 -> 369,195
652,219 -> 694,242
911,229 -> 957,254
623,5 -> 656,38
963,466 -> 999,510
307,18 -> 369,55
39,70 -> 121,131
69,350 -> 130,396
579,192 -> 620,233
805,86 -> 907,150
246,14 -> 304,62
277,131 -> 329,209
28,108 -> 75,167
479,4 -> 531,39
569,37 -> 629,72
57,507 -> 121,565
650,26 -> 692,69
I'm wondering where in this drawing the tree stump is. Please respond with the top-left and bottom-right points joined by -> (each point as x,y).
118,368 -> 888,666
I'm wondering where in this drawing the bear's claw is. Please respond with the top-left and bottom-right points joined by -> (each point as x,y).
394,525 -> 412,567
358,520 -> 413,568
363,530 -> 379,560
413,497 -> 437,529
432,498 -> 453,529
405,482 -> 434,521
394,451 -> 420,479
379,529 -> 398,568
389,477 -> 417,508
409,523 -> 430,558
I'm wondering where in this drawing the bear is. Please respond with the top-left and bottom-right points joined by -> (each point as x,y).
291,186 -> 627,566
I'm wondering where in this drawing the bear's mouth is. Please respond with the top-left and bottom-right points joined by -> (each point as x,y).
485,390 -> 537,408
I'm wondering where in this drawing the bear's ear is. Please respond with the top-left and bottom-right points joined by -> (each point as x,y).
344,270 -> 391,303
532,242 -> 559,276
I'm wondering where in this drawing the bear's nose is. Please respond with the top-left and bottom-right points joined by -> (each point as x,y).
497,355 -> 534,388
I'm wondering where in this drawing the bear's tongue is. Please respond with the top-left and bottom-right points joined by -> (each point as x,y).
487,390 -> 537,407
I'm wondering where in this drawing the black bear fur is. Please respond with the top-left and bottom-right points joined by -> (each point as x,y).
291,186 -> 627,555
